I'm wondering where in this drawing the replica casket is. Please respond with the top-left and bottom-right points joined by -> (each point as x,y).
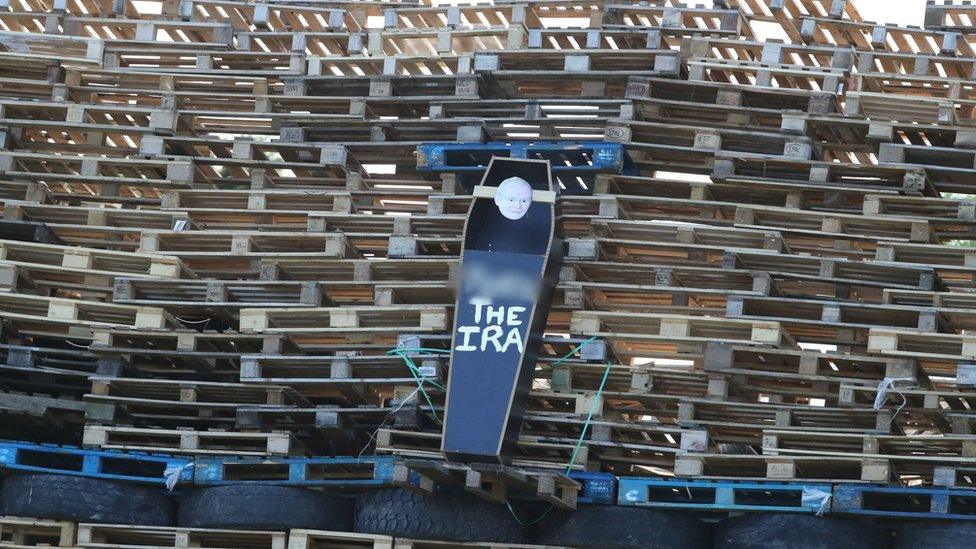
441,157 -> 563,464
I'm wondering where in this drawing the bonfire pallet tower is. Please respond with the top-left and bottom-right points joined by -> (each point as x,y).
3,0 -> 976,546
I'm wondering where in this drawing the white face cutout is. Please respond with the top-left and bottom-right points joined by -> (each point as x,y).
494,177 -> 533,220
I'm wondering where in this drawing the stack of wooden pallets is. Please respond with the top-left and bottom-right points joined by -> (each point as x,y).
5,0 -> 976,496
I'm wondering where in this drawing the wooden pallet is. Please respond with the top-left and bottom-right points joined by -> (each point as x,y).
399,459 -> 580,510
286,529 -> 393,549
672,453 -> 890,483
0,515 -> 75,547
84,376 -> 307,427
1,341 -> 97,382
0,292 -> 177,340
375,429 -> 588,472
799,16 -> 960,55
76,523 -> 286,549
570,310 -> 793,349
88,328 -> 272,377
82,425 -> 303,456
239,306 -> 448,335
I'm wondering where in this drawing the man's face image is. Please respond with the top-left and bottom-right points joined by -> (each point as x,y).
494,177 -> 532,220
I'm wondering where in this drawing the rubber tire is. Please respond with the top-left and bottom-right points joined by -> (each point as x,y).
0,473 -> 174,526
715,514 -> 891,549
535,505 -> 710,549
355,488 -> 524,544
178,484 -> 352,531
895,521 -> 976,549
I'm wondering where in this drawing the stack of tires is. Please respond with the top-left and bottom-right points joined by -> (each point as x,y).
0,473 -> 964,548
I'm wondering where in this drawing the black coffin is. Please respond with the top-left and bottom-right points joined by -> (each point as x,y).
441,157 -> 562,464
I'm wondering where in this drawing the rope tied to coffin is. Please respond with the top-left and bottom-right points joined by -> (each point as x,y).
387,346 -> 451,425
566,357 -> 612,475
386,336 -> 602,427
389,337 -> 607,525
509,359 -> 612,525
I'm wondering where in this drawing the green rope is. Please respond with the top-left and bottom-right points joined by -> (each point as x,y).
509,337 -> 609,522
506,499 -> 555,526
388,347 -> 448,425
566,359 -> 613,475
550,336 -> 598,367
386,337 -> 597,425
388,349 -> 447,390
389,337 -> 611,519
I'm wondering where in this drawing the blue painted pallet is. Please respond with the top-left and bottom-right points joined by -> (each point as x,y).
570,471 -> 616,505
0,438 -> 614,503
416,141 -> 633,194
194,455 -> 397,487
618,478 -> 833,514
0,440 -> 192,486
833,484 -> 976,520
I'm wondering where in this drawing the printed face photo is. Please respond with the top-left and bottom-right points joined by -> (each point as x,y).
494,176 -> 532,220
